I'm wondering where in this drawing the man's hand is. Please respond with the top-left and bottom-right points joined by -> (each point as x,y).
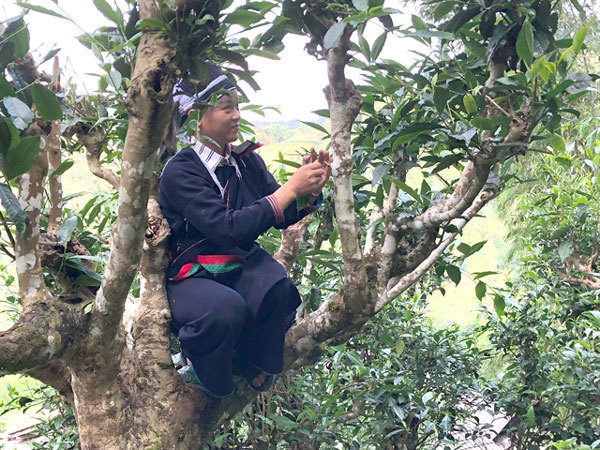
302,148 -> 332,196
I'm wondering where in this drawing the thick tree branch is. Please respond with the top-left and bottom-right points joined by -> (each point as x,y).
29,361 -> 75,407
560,245 -> 600,289
377,188 -> 499,312
364,206 -> 383,255
132,194 -> 172,362
372,158 -> 408,291
274,215 -> 313,273
324,25 -> 369,314
16,121 -> 52,307
396,104 -> 532,234
87,5 -> 177,354
0,300 -> 78,375
562,276 -> 600,290
396,160 -> 491,232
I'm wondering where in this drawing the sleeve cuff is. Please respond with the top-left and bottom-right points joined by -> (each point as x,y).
266,194 -> 284,224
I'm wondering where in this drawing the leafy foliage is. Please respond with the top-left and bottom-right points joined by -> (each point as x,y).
209,294 -> 491,449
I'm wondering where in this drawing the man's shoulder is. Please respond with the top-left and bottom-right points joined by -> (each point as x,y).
161,147 -> 206,179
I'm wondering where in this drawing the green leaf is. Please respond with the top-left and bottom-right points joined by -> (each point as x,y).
107,70 -> 122,91
3,97 -> 34,130
472,117 -> 494,131
549,134 -> 565,152
372,163 -> 392,186
30,84 -> 62,120
3,135 -> 41,180
391,179 -> 420,203
474,271 -> 497,279
432,153 -> 464,174
407,30 -> 455,40
433,87 -> 449,113
397,122 -> 444,138
395,339 -> 405,355
224,10 -> 263,27
458,240 -> 486,257
358,33 -> 371,61
352,0 -> 369,11
516,19 -> 534,66
39,47 -> 61,66
0,118 -> 13,158
463,94 -> 478,114
558,241 -> 573,262
371,32 -> 387,60
65,257 -> 102,286
475,281 -> 486,300
443,7 -> 479,33
0,42 -> 15,71
16,2 -> 67,19
526,405 -> 535,426
572,26 -> 588,55
136,18 -> 166,31
433,1 -> 454,21
274,158 -> 301,169
422,391 -> 434,405
545,79 -> 575,99
0,183 -> 25,235
300,121 -> 329,136
411,15 -> 428,31
493,294 -> 505,317
48,158 -> 74,178
5,18 -> 29,58
296,194 -> 311,211
446,265 -> 461,285
323,21 -> 346,50
92,0 -> 122,24
530,56 -> 547,80
57,216 -> 78,245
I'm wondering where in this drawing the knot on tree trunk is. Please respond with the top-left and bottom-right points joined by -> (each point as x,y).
73,124 -> 105,156
145,215 -> 170,247
324,79 -> 363,115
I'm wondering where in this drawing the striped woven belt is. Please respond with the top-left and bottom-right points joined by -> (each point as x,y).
169,254 -> 245,281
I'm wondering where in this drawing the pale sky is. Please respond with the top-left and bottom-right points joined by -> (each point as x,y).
2,0 -> 415,121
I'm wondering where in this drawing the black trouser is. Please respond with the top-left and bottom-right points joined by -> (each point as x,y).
167,277 -> 294,397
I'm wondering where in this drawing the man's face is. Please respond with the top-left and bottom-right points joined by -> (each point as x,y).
197,93 -> 240,148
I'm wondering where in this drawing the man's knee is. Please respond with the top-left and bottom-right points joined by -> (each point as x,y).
209,290 -> 248,331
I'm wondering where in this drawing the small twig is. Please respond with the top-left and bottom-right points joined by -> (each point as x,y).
485,94 -> 512,117
435,173 -> 451,188
0,211 -> 16,249
0,244 -> 15,260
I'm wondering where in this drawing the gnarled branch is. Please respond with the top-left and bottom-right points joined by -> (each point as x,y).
0,300 -> 78,375
377,187 -> 499,313
74,125 -> 120,190
87,13 -> 178,354
274,215 -> 314,273
324,25 -> 369,315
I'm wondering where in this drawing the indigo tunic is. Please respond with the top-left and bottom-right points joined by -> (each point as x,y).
159,145 -> 314,395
